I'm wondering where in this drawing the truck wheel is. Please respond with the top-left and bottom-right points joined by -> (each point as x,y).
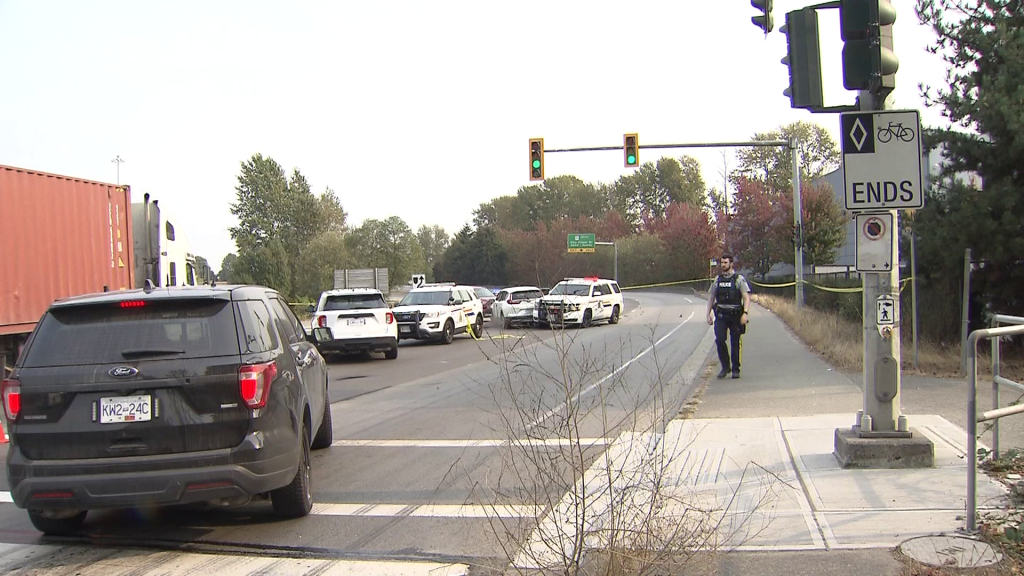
609,305 -> 620,324
441,320 -> 455,345
28,510 -> 87,535
311,392 -> 333,450
384,345 -> 398,360
272,422 -> 313,518
474,315 -> 484,337
582,309 -> 593,328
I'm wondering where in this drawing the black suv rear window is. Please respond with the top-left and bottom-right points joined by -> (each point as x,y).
22,299 -> 241,367
323,293 -> 386,311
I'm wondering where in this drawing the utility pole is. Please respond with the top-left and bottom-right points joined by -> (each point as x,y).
791,139 -> 805,308
111,155 -> 125,185
719,150 -> 731,245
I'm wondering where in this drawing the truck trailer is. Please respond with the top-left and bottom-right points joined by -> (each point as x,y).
0,164 -> 135,371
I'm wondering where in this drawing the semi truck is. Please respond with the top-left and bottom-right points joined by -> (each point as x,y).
0,164 -> 203,373
132,192 -> 207,290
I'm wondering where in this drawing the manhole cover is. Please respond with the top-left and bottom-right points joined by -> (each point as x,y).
899,535 -> 1002,568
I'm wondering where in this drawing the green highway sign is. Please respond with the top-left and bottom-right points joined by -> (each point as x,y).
567,233 -> 596,253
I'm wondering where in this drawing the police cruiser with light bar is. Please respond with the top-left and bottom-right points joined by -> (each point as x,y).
534,277 -> 623,327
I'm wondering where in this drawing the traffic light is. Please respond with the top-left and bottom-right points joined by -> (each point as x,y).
529,138 -> 544,181
623,133 -> 638,168
840,0 -> 898,95
780,8 -> 824,110
751,0 -> 773,34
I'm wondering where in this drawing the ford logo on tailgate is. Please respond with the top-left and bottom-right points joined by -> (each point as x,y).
109,366 -> 139,378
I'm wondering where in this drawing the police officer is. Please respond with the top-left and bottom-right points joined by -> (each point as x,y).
705,254 -> 751,379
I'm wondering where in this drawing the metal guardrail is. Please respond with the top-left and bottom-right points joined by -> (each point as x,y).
967,314 -> 1024,531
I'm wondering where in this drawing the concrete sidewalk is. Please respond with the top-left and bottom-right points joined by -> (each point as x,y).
660,301 -> 1012,573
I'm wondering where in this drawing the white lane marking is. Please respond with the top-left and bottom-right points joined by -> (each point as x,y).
684,297 -> 693,304
0,491 -> 540,520
527,311 -> 695,430
332,438 -> 610,448
0,542 -> 470,575
312,502 -> 542,518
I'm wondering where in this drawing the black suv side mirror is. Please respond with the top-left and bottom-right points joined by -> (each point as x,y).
310,327 -> 334,343
306,304 -> 316,314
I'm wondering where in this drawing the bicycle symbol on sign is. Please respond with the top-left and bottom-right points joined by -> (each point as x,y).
876,122 -> 915,143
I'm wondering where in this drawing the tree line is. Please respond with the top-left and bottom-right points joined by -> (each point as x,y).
217,121 -> 846,298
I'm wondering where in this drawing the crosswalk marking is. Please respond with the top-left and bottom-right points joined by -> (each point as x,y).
0,492 -> 542,519
312,502 -> 543,518
0,542 -> 470,575
331,437 -> 610,448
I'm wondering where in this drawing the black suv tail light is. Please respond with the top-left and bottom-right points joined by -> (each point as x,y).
2,377 -> 20,421
239,362 -> 277,409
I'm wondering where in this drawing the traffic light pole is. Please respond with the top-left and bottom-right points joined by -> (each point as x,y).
541,140 -> 789,153
854,89 -> 906,436
595,241 -> 618,282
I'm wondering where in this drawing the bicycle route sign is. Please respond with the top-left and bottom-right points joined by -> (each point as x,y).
840,109 -> 924,212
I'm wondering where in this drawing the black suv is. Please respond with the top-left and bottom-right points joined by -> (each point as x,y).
2,284 -> 336,534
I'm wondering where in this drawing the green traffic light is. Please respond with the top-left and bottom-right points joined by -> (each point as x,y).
627,155 -> 636,165
532,159 -> 541,169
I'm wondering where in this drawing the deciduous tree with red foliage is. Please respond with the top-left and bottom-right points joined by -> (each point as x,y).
773,182 -> 847,267
500,214 -> 619,287
724,178 -> 783,278
647,202 -> 721,280
726,178 -> 846,277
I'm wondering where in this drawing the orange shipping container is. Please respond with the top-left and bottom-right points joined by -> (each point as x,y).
0,164 -> 134,336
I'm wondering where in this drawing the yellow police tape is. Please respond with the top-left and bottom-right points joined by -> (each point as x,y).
620,276 -> 914,295
621,277 -> 715,291
466,321 -> 524,341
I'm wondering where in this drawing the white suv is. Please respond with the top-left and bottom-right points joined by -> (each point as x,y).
534,277 -> 623,327
392,283 -> 483,344
493,286 -> 545,328
309,288 -> 399,359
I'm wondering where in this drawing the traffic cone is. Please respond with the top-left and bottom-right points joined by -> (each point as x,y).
0,420 -> 7,444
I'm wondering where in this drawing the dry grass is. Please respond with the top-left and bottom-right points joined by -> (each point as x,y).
752,293 -> 1024,380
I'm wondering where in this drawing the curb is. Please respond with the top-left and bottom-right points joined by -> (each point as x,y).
658,325 -> 717,432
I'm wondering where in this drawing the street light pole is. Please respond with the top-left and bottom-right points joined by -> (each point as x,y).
111,155 -> 125,185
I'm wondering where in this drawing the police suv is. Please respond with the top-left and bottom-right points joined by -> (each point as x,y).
391,283 -> 484,344
534,277 -> 623,327
307,288 -> 399,360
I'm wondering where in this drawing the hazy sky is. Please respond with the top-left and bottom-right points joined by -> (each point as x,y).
0,1 -> 951,270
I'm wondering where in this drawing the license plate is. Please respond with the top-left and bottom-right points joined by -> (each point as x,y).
99,395 -> 152,424
347,317 -> 366,326
400,325 -> 412,333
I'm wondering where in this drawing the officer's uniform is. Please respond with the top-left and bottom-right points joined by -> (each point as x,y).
710,272 -> 750,377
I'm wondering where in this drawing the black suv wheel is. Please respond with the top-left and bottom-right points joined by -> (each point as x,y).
28,510 -> 87,535
311,388 -> 333,450
272,421 -> 313,518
